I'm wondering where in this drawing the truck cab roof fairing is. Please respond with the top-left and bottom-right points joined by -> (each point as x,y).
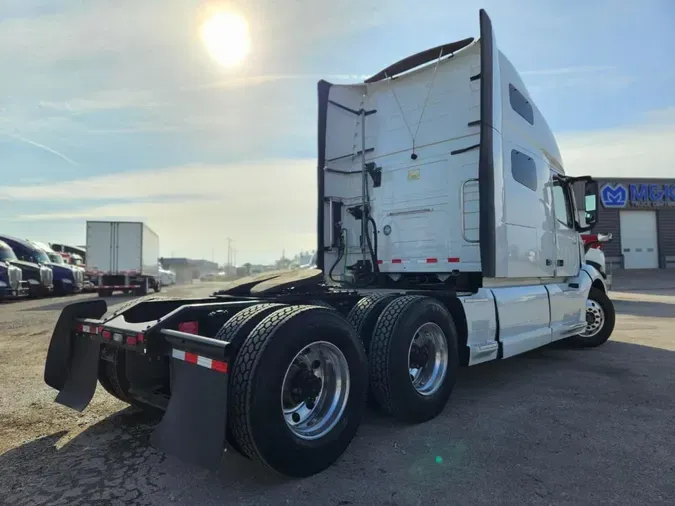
315,10 -> 497,277
364,37 -> 475,84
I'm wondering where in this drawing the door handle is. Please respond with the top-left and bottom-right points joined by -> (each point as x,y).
545,259 -> 552,266
557,259 -> 564,266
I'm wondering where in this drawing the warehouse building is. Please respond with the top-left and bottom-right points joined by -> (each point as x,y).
593,178 -> 675,270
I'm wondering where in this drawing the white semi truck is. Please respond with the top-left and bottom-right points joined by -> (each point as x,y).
44,10 -> 613,479
86,221 -> 161,297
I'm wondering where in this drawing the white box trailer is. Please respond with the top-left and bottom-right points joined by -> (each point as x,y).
86,221 -> 161,296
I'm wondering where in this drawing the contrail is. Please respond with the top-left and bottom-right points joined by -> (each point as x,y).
9,133 -> 79,166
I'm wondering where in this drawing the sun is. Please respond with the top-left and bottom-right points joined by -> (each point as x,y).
200,10 -> 251,67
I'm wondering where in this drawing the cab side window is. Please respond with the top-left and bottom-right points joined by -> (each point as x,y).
552,181 -> 574,228
509,84 -> 534,125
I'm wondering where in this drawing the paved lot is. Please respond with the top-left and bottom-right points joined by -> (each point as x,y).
0,281 -> 674,505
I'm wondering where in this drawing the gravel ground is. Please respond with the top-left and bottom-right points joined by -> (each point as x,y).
1,281 -> 674,505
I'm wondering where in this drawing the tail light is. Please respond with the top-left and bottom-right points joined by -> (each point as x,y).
97,327 -> 143,347
178,321 -> 199,334
126,333 -> 144,345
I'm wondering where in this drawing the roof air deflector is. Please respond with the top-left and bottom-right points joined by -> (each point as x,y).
364,37 -> 475,83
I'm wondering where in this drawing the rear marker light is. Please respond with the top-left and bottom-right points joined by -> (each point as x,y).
101,329 -> 111,340
391,259 -> 402,264
211,360 -> 228,373
448,257 -> 460,263
137,333 -> 144,344
426,258 -> 438,263
126,336 -> 137,346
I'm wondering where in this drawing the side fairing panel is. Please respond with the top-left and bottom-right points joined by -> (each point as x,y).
491,284 -> 552,358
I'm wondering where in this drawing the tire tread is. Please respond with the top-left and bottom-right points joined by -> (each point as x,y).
229,305 -> 316,466
368,295 -> 426,416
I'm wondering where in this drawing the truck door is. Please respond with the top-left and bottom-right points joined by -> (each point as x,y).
548,171 -> 586,340
551,173 -> 580,278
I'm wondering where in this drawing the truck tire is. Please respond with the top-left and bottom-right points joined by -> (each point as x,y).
567,287 -> 616,348
212,303 -> 287,457
368,295 -> 458,423
347,293 -> 399,349
153,279 -> 161,293
229,305 -> 368,477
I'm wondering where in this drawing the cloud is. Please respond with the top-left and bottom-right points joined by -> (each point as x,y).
1,158 -> 315,202
5,158 -> 319,261
521,65 -> 616,77
186,73 -> 371,92
521,65 -> 635,93
38,89 -> 161,113
558,108 -> 675,178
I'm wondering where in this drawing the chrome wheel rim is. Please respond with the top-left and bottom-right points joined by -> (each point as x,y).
281,341 -> 350,440
408,322 -> 449,396
580,299 -> 605,338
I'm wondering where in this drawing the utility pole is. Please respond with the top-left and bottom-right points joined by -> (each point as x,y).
226,238 -> 233,269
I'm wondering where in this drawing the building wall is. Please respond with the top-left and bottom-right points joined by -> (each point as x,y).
595,178 -> 675,269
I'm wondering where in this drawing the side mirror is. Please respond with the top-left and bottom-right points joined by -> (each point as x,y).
583,180 -> 598,228
569,178 -> 598,232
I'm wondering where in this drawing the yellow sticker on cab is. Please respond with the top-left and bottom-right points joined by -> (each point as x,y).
408,168 -> 420,180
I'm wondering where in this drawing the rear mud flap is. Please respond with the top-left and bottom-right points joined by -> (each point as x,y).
54,335 -> 102,411
150,356 -> 229,469
44,299 -> 107,411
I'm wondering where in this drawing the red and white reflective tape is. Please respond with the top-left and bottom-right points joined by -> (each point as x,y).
377,257 -> 461,265
98,285 -> 140,289
172,349 -> 228,374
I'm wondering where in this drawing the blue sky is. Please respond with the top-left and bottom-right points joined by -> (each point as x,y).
0,0 -> 673,264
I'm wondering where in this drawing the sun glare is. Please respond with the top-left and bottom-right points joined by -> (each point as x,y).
200,10 -> 250,67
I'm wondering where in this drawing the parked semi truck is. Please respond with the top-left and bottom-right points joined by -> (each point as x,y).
0,235 -> 54,297
44,10 -> 614,479
29,240 -> 85,295
0,240 -> 28,300
86,221 -> 161,297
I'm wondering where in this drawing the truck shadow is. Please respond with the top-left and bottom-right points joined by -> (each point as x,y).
1,341 -> 673,505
